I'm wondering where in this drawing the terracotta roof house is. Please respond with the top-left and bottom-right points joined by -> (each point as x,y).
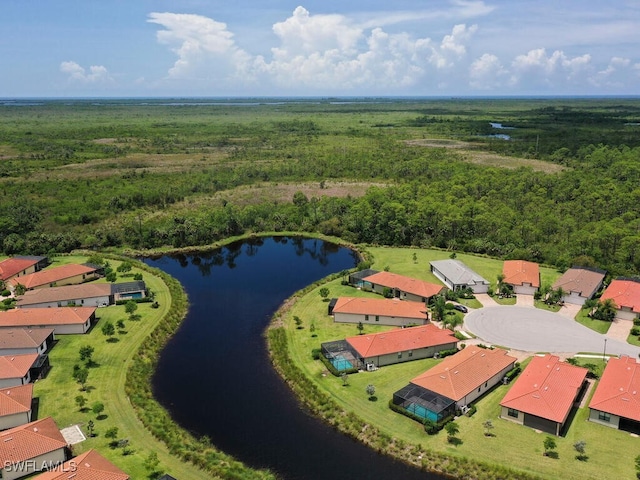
0,257 -> 48,283
600,278 -> 640,321
33,449 -> 129,480
0,329 -> 54,356
321,324 -> 458,371
331,297 -> 429,327
0,384 -> 34,430
430,259 -> 490,294
589,356 -> 640,433
392,347 -> 516,423
500,354 -> 588,436
502,260 -> 540,295
552,266 -> 606,306
8,264 -> 102,291
15,281 -> 146,309
360,271 -> 445,303
0,417 -> 67,480
0,308 -> 96,335
0,353 -> 47,389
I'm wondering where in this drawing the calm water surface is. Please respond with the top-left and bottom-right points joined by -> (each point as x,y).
147,237 -> 447,480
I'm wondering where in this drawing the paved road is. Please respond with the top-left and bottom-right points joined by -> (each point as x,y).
464,306 -> 640,357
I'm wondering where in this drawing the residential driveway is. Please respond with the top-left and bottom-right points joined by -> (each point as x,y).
556,302 -> 582,320
464,306 -> 640,357
515,295 -> 534,307
607,319 -> 633,342
475,293 -> 499,308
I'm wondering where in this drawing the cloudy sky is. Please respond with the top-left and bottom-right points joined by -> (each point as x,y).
2,1 -> 639,97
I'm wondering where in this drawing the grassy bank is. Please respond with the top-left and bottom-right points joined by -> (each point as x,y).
270,246 -> 639,480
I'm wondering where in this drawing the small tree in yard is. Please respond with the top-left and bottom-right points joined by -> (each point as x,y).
105,426 -> 119,445
125,300 -> 138,316
116,319 -> 126,331
92,401 -> 105,418
144,451 -> 161,478
75,395 -> 87,411
74,367 -> 89,391
357,321 -> 364,335
86,420 -> 95,437
543,436 -> 557,457
445,421 -> 460,443
79,345 -> 94,364
341,372 -> 349,386
573,440 -> 587,461
366,384 -> 376,400
319,287 -> 330,301
483,419 -> 494,437
309,322 -> 317,337
412,252 -> 417,264
635,454 -> 640,479
102,321 -> 115,340
294,316 -> 303,329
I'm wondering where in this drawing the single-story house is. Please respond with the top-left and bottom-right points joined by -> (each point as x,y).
599,278 -> 640,321
0,307 -> 96,335
347,324 -> 457,368
393,347 -> 516,422
0,257 -> 48,283
0,329 -> 54,356
15,281 -> 146,309
589,355 -> 640,433
359,271 -> 444,303
500,354 -> 588,436
0,384 -> 34,430
331,297 -> 429,327
502,260 -> 540,295
552,266 -> 606,306
430,259 -> 490,294
348,269 -> 379,288
33,449 -> 130,480
0,417 -> 67,480
0,353 -> 41,390
8,263 -> 103,291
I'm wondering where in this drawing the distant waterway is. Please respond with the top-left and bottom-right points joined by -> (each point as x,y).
147,237 -> 446,480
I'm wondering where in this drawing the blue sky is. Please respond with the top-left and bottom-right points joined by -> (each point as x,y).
2,1 -> 639,97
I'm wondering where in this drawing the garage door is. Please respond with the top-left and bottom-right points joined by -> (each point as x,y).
524,414 -> 557,435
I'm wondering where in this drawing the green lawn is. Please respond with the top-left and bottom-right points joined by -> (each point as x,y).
32,255 -> 214,480
284,247 -> 639,480
534,300 -> 562,312
492,295 -> 517,305
574,309 -> 612,334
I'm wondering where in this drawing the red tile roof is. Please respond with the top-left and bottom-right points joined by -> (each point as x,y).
363,271 -> 444,299
500,354 -> 587,423
0,384 -> 33,417
8,264 -> 99,289
502,260 -> 540,288
0,354 -> 38,380
333,297 -> 428,319
552,267 -> 605,298
589,356 -> 640,422
33,449 -> 130,480
411,347 -> 516,402
600,279 -> 640,314
0,328 -> 53,351
0,417 -> 66,467
0,307 -> 95,328
346,324 -> 457,358
16,283 -> 112,307
0,258 -> 42,282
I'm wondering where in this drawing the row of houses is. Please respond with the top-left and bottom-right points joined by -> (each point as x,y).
0,257 -> 136,479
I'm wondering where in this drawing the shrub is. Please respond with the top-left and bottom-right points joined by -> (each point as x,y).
632,327 -> 640,336
311,348 -> 321,360
465,404 -> 477,417
437,348 -> 458,358
1,289 -> 10,297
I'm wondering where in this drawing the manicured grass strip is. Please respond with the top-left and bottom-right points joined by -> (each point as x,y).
574,309 -> 612,334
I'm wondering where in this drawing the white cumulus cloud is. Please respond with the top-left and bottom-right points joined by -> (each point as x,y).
469,53 -> 508,89
509,48 -> 592,89
60,61 -> 113,83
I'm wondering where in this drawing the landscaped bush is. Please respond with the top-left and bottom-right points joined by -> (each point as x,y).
115,297 -> 153,305
437,348 -> 458,358
1,289 -> 10,297
311,348 -> 321,360
504,364 -> 522,383
465,404 -> 477,417
632,327 -> 640,336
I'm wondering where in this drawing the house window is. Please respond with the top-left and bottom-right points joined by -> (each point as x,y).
408,350 -> 413,357
598,412 -> 611,422
397,352 -> 402,359
478,387 -> 481,393
507,408 -> 519,418
485,382 -> 488,388
365,315 -> 369,321
375,315 -> 379,322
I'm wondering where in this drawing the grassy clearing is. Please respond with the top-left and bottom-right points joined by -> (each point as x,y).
534,300 -> 562,312
33,255 -> 214,479
282,246 -> 639,480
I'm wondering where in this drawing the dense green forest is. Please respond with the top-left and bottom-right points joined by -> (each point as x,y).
1,98 -> 639,275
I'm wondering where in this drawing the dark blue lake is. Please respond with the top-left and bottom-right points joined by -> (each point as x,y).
147,237 -> 446,480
